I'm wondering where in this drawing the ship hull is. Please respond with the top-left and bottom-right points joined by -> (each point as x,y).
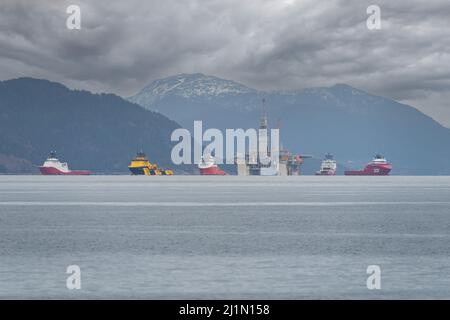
199,166 -> 226,175
39,167 -> 91,175
315,170 -> 336,176
345,164 -> 392,176
129,167 -> 158,176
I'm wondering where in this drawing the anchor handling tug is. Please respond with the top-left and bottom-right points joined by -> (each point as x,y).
128,150 -> 173,176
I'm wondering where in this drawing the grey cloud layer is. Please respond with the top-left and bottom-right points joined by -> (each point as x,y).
1,0 -> 449,126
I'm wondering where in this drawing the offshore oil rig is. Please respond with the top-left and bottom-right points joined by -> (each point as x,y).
236,100 -> 311,176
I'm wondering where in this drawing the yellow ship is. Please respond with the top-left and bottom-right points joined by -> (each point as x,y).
128,151 -> 173,176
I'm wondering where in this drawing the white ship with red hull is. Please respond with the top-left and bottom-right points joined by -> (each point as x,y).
39,151 -> 91,175
315,153 -> 337,176
345,154 -> 392,176
198,155 -> 226,175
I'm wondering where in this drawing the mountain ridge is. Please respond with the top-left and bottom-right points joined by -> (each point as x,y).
0,77 -> 183,173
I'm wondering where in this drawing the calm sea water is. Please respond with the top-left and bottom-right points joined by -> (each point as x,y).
0,176 -> 450,299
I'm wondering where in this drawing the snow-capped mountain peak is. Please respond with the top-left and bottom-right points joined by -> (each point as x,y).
129,73 -> 256,107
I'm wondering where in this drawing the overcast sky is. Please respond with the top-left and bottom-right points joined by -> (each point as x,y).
1,0 -> 449,127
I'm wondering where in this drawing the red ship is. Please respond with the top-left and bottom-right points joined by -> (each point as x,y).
39,151 -> 91,175
198,154 -> 226,175
345,154 -> 392,176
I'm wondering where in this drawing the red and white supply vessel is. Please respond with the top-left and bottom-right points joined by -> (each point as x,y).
198,154 -> 226,175
315,153 -> 337,176
39,151 -> 91,175
345,154 -> 392,176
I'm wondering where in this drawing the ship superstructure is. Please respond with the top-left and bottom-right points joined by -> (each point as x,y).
345,154 -> 392,176
315,153 -> 337,175
128,150 -> 173,175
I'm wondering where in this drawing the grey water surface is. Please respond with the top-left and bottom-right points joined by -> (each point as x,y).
0,176 -> 449,299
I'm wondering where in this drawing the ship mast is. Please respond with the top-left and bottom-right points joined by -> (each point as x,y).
260,98 -> 268,129
258,98 -> 270,160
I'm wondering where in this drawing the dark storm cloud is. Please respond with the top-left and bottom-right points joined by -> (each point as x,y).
0,0 -> 449,126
